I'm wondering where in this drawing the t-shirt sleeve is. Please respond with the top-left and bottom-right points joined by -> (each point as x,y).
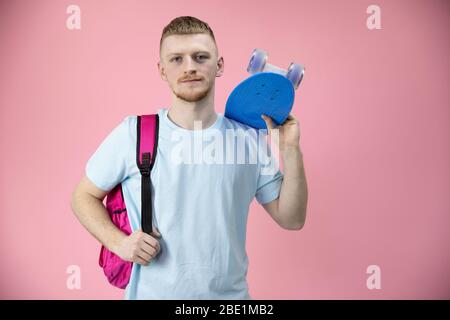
255,141 -> 284,205
85,116 -> 134,192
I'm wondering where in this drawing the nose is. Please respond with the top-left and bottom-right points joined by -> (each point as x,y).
183,56 -> 197,75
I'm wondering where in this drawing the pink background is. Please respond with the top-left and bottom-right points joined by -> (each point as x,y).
1,0 -> 449,299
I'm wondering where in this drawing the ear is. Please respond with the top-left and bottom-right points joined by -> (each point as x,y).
216,56 -> 224,77
157,61 -> 167,82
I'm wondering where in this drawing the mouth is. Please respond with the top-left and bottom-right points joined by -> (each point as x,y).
180,78 -> 203,83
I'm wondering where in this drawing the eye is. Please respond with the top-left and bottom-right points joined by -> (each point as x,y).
196,55 -> 208,61
170,56 -> 182,63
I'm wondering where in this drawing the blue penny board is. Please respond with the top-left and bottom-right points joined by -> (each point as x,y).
225,72 -> 294,129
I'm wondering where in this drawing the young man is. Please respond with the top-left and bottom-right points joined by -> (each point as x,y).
71,16 -> 308,300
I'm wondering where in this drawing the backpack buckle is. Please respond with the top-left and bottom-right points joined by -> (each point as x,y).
140,167 -> 150,176
139,152 -> 151,176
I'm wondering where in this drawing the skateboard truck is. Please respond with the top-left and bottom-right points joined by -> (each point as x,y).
247,48 -> 305,90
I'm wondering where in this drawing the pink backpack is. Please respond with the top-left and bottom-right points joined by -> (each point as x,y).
98,114 -> 159,289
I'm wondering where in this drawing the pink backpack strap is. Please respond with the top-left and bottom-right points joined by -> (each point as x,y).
136,114 -> 159,234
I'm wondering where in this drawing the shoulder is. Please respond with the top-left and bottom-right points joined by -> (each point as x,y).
114,115 -> 137,138
123,115 -> 137,125
121,113 -> 163,138
103,115 -> 138,147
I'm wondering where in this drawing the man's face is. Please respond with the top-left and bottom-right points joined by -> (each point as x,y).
158,33 -> 224,103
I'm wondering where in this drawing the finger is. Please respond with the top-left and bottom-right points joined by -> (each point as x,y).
142,233 -> 160,250
141,241 -> 158,256
135,230 -> 158,250
151,227 -> 161,238
283,114 -> 297,125
138,250 -> 153,262
134,255 -> 149,266
142,238 -> 160,252
283,115 -> 293,123
261,114 -> 275,131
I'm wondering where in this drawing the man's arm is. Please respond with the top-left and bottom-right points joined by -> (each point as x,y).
71,176 -> 128,253
70,176 -> 160,265
263,147 -> 308,230
261,114 -> 308,230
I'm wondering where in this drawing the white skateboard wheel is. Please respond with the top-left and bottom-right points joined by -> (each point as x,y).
286,62 -> 305,90
247,48 -> 268,74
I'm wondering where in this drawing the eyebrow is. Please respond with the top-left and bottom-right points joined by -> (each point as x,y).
166,51 -> 211,58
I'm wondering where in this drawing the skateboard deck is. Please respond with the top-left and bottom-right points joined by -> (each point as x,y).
225,72 -> 295,130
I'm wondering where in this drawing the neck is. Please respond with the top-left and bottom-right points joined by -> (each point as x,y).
167,86 -> 217,130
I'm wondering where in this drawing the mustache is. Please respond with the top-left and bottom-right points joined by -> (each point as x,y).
179,76 -> 204,83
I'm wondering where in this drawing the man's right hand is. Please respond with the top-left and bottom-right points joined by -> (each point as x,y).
114,229 -> 161,266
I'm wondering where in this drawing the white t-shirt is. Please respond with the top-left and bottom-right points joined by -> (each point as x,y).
86,108 -> 283,299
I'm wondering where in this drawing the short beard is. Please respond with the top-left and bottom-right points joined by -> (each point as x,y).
173,82 -> 212,103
